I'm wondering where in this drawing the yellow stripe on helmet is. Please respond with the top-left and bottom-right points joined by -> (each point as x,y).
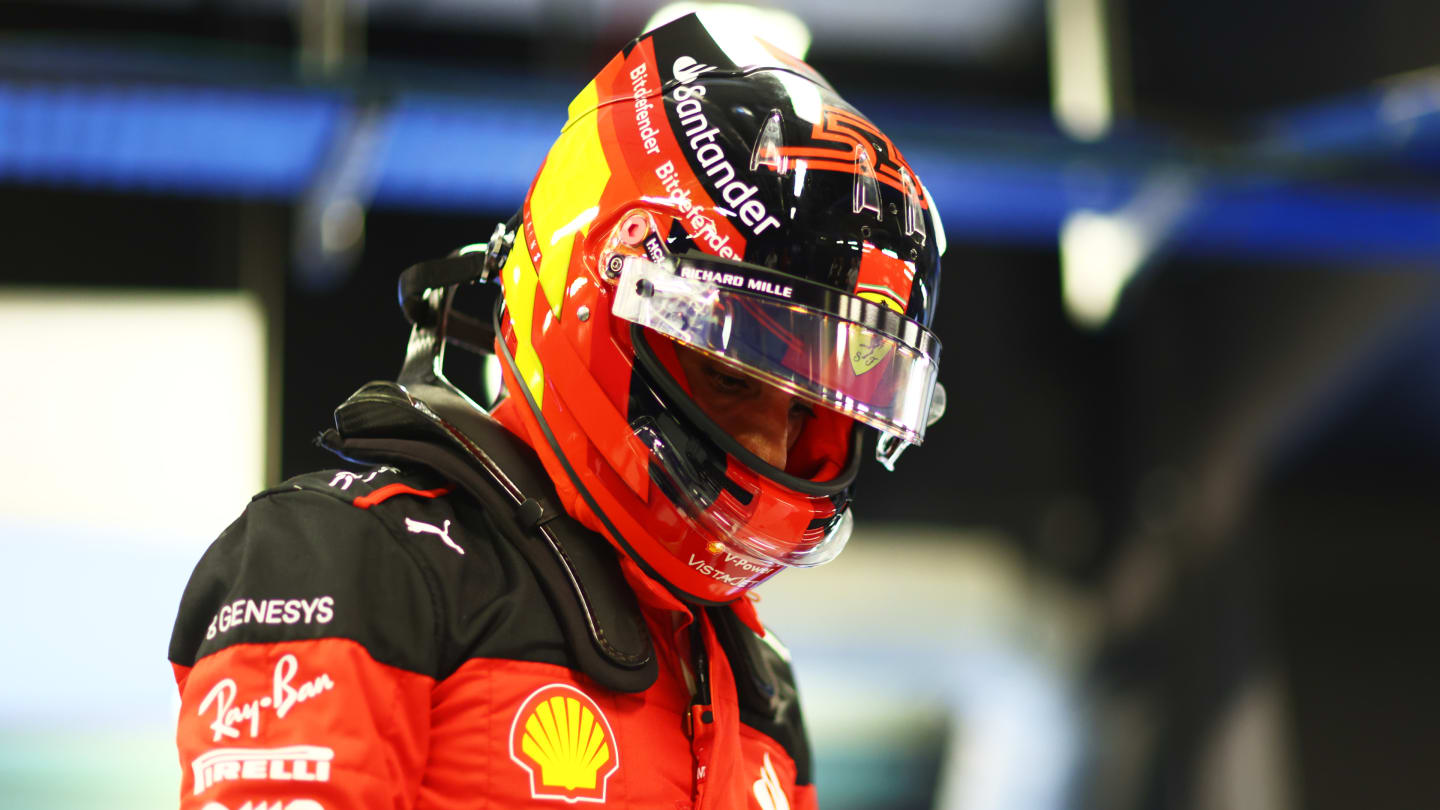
501,78 -> 614,408
502,244 -> 546,407
529,79 -> 612,316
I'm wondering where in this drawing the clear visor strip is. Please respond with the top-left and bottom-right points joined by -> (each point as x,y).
611,254 -> 942,450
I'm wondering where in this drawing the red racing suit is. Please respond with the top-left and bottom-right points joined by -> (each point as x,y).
168,381 -> 816,810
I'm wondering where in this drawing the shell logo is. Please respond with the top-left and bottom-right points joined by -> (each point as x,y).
508,683 -> 620,803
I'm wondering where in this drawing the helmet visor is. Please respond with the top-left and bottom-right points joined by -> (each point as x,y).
611,253 -> 942,445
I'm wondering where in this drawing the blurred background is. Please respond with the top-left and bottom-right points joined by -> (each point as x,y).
2,0 -> 1438,808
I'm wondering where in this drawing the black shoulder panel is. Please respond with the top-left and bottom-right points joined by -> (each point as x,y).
334,469 -> 579,680
168,472 -> 443,676
175,374 -> 661,693
168,466 -> 581,681
710,606 -> 813,786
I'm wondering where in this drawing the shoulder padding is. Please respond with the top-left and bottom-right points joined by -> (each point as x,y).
318,379 -> 658,694
168,477 -> 446,676
171,462 -> 605,682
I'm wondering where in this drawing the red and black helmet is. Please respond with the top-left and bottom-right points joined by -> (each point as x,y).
487,13 -> 947,603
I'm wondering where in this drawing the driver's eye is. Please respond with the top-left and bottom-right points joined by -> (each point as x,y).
704,364 -> 753,396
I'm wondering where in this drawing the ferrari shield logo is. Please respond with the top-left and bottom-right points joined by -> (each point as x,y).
508,683 -> 619,803
848,289 -> 902,376
848,325 -> 894,376
848,241 -> 914,375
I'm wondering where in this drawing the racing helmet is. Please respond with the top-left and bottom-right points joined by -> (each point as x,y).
486,13 -> 947,604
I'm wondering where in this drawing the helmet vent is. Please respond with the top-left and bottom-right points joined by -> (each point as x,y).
750,109 -> 787,173
852,145 -> 882,220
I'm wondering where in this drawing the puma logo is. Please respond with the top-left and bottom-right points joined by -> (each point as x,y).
404,517 -> 465,556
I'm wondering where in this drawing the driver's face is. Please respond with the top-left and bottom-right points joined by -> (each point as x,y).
671,343 -> 814,470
